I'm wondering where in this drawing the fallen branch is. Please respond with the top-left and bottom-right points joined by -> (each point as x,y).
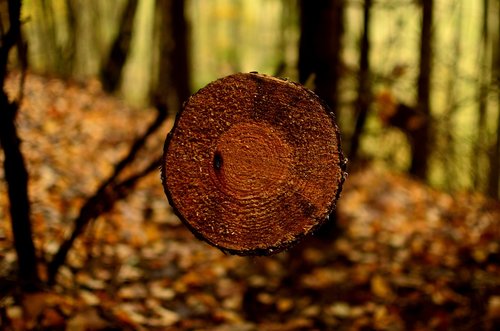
47,105 -> 167,284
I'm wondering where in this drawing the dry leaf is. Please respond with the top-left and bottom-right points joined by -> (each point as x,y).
371,274 -> 394,300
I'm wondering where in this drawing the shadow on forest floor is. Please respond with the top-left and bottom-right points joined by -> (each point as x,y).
1,74 -> 500,330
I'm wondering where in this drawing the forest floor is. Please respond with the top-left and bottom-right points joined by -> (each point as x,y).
1,73 -> 500,331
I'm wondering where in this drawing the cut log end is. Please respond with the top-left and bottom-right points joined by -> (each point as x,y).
162,72 -> 347,255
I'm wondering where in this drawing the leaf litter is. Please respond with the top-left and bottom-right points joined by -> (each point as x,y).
1,73 -> 499,330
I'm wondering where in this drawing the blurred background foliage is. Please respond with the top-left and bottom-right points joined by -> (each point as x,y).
17,0 -> 500,197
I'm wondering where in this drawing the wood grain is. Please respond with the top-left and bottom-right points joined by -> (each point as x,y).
162,72 -> 346,255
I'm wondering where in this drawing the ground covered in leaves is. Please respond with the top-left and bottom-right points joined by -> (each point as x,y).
1,73 -> 500,330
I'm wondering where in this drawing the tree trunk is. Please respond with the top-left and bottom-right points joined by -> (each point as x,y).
298,0 -> 344,115
40,0 -> 58,72
0,0 -> 40,291
170,0 -> 190,106
411,0 -> 433,180
474,0 -> 490,190
100,0 -> 138,92
151,0 -> 190,113
349,0 -> 372,162
64,0 -> 77,74
487,0 -> 500,199
298,0 -> 345,239
442,1 -> 462,190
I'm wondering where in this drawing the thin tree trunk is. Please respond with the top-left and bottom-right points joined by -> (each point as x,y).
411,0 -> 433,180
491,98 -> 500,200
487,0 -> 500,199
491,99 -> 500,199
64,0 -> 77,74
100,0 -> 138,92
349,0 -> 372,162
40,0 -> 58,72
273,0 -> 292,77
0,0 -> 40,291
442,1 -> 462,191
154,0 -> 171,110
475,0 -> 490,190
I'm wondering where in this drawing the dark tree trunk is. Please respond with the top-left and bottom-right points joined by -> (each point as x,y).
474,0 -> 490,190
487,0 -> 500,199
411,0 -> 433,180
100,0 -> 138,92
64,0 -> 77,73
298,0 -> 345,239
152,0 -> 190,113
298,0 -> 344,115
0,0 -> 40,291
349,0 -> 372,162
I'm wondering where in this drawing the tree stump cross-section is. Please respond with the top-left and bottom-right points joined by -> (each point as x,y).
162,72 -> 347,255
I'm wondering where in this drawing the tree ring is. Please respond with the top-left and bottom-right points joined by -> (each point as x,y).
162,72 -> 346,255
210,122 -> 292,199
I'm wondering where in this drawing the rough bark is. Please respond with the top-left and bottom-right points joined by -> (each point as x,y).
0,0 -> 40,290
162,73 -> 347,255
411,0 -> 433,180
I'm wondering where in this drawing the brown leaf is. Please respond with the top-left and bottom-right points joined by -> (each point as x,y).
66,308 -> 110,331
371,274 -> 394,300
